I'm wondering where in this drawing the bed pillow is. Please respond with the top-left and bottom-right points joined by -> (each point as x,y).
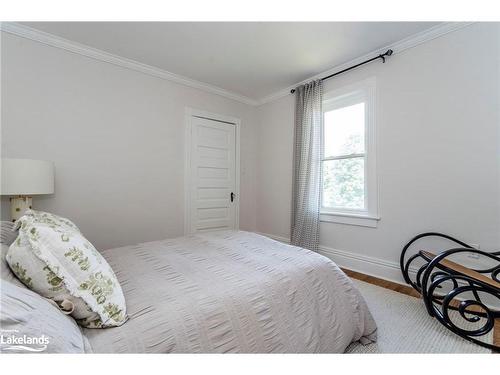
6,210 -> 127,328
1,222 -> 24,286
1,280 -> 91,353
1,244 -> 26,287
13,210 -> 80,233
1,221 -> 18,246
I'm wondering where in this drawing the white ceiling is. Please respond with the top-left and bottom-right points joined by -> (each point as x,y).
21,22 -> 440,101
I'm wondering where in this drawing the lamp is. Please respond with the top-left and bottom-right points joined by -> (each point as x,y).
1,158 -> 55,221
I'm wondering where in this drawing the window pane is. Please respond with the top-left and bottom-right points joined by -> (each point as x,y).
324,102 -> 365,157
322,158 -> 365,210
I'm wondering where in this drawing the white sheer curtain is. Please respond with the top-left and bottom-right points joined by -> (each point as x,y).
291,80 -> 323,251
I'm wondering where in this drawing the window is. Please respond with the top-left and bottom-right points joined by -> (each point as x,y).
320,78 -> 379,227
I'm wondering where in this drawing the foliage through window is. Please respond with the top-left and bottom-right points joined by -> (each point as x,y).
321,80 -> 377,221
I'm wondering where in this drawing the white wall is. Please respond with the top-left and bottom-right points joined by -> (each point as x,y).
1,32 -> 257,249
256,23 -> 500,282
2,24 -> 499,283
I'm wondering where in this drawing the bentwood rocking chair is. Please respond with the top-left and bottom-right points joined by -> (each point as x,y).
400,232 -> 500,351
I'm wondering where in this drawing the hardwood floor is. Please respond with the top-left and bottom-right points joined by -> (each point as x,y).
495,320 -> 500,352
342,268 -> 421,298
342,267 -> 499,352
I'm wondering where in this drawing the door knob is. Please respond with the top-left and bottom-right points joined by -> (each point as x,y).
230,192 -> 235,202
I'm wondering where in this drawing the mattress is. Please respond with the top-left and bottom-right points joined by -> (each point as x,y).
83,231 -> 377,353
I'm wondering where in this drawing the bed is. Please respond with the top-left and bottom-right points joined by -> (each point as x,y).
81,231 -> 377,353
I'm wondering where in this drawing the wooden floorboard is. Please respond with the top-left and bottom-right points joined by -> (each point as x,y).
495,320 -> 500,352
341,268 -> 421,298
341,267 -> 499,352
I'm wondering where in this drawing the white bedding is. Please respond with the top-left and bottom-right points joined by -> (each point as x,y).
83,231 -> 377,353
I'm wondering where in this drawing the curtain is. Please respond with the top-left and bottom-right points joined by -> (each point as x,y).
291,80 -> 323,251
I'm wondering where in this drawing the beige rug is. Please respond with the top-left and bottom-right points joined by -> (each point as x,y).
346,279 -> 492,353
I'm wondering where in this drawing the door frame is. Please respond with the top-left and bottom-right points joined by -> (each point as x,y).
184,107 -> 241,235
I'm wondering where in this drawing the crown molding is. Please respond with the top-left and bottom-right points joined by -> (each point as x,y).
256,22 -> 475,106
0,22 -> 259,106
0,22 -> 475,107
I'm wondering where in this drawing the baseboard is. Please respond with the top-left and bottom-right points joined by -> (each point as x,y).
255,231 -> 411,286
317,246 -> 407,285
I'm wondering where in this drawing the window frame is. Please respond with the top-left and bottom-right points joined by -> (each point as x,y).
320,78 -> 379,227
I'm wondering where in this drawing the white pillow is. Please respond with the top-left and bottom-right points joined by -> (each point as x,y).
1,280 -> 91,353
1,222 -> 25,288
1,221 -> 18,246
1,244 -> 26,288
20,210 -> 80,233
7,210 -> 127,328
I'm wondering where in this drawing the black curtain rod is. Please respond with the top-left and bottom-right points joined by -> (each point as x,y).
290,49 -> 393,94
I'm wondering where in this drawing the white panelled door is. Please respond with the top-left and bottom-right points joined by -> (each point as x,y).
188,115 -> 237,233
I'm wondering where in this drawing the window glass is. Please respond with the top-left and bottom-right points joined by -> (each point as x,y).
323,102 -> 365,158
322,158 -> 365,210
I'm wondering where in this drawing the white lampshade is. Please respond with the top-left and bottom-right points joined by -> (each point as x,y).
1,158 -> 55,196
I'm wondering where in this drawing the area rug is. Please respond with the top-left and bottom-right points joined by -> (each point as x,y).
346,279 -> 492,353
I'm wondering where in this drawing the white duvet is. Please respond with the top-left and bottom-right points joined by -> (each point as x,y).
83,231 -> 377,353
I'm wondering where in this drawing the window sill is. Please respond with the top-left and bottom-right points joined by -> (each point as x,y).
320,212 -> 380,228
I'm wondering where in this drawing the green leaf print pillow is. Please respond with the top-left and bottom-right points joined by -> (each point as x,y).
7,210 -> 127,328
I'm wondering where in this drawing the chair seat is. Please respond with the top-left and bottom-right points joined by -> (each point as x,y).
420,250 -> 500,290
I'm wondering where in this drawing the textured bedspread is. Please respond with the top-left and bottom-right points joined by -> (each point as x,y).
84,231 -> 377,353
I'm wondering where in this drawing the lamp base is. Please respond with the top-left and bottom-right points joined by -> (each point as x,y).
10,196 -> 32,222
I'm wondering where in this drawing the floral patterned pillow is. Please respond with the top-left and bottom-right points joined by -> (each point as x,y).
18,210 -> 81,233
6,210 -> 127,328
